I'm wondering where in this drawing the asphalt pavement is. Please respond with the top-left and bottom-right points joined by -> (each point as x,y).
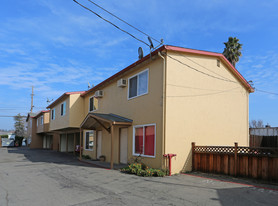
0,147 -> 277,206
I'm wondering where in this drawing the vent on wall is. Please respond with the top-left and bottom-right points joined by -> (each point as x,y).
217,59 -> 221,67
94,90 -> 103,98
117,79 -> 127,87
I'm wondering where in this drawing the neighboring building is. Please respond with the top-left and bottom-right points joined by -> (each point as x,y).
30,110 -> 50,149
79,45 -> 254,173
250,127 -> 278,147
46,91 -> 85,152
26,112 -> 36,146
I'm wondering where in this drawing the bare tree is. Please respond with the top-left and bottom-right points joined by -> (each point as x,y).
14,113 -> 26,137
250,119 -> 264,128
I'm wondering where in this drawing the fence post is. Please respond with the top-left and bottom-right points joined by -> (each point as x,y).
192,142 -> 195,171
234,142 -> 238,177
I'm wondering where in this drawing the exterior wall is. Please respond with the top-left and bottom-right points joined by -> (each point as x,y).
49,94 -> 84,131
43,112 -> 50,132
49,96 -> 70,131
69,94 -> 85,128
52,133 -> 60,151
83,58 -> 164,168
36,113 -> 49,133
26,118 -> 32,141
29,119 -> 43,149
165,51 -> 250,173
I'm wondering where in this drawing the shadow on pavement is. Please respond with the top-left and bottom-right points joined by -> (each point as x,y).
7,147 -> 94,168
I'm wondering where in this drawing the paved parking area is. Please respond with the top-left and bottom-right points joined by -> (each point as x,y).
0,147 -> 277,206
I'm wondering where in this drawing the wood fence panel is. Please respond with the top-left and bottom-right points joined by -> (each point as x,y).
257,157 -> 262,179
193,144 -> 278,182
209,154 -> 213,172
223,155 -> 229,175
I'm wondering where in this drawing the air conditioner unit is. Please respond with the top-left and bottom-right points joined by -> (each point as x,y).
94,90 -> 103,98
117,79 -> 127,87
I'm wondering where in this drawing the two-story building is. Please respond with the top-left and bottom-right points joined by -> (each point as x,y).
29,110 -> 51,149
79,45 -> 254,173
46,91 -> 85,153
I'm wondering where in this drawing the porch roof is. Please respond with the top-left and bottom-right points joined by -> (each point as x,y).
80,112 -> 133,130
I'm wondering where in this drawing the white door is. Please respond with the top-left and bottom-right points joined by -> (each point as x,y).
97,131 -> 102,159
120,128 -> 128,164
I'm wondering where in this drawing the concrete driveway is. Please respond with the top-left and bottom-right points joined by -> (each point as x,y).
0,147 -> 277,206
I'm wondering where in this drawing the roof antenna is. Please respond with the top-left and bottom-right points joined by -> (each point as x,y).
88,82 -> 91,89
138,47 -> 144,60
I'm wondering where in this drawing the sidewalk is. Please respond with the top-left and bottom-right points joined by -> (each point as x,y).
79,158 -> 128,170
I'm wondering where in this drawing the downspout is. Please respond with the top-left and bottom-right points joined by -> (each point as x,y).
158,51 -> 166,169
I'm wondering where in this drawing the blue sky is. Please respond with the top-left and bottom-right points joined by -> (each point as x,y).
0,0 -> 278,130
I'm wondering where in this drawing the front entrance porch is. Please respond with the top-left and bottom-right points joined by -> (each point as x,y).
80,112 -> 133,169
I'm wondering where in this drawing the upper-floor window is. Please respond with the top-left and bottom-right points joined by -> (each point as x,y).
128,69 -> 149,99
51,109 -> 55,120
89,96 -> 97,112
61,101 -> 66,116
40,116 -> 43,125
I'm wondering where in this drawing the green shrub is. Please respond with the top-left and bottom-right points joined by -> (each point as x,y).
121,163 -> 166,177
0,135 -> 8,138
15,136 -> 24,147
82,155 -> 91,159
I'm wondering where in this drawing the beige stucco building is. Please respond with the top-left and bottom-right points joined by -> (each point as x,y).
26,45 -> 253,174
79,45 -> 253,174
29,110 -> 51,149
46,91 -> 85,152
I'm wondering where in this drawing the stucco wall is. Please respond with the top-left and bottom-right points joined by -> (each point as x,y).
29,119 -> 43,149
165,51 -> 250,173
69,94 -> 85,128
83,58 -> 164,168
49,97 -> 70,131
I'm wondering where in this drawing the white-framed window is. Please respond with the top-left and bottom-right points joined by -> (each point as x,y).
61,101 -> 66,116
128,69 -> 149,99
40,116 -> 43,125
133,124 -> 156,157
89,96 -> 97,112
85,131 -> 94,150
51,109 -> 55,120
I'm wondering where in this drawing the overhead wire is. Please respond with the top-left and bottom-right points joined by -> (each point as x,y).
166,54 -> 238,84
255,89 -> 278,96
86,0 -> 161,43
167,87 -> 240,98
176,52 -> 234,82
73,0 -> 150,47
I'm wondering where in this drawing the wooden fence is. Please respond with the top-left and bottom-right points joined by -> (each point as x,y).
192,142 -> 278,182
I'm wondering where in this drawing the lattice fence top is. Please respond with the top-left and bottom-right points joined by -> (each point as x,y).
238,147 -> 278,156
194,146 -> 234,154
194,146 -> 278,156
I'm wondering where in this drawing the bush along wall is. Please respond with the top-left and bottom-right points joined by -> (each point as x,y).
121,163 -> 166,177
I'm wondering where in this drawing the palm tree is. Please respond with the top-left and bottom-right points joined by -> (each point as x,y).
223,37 -> 242,67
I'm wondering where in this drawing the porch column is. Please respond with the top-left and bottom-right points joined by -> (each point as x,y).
110,124 -> 114,169
73,133 -> 76,155
79,129 -> 82,160
66,133 -> 68,152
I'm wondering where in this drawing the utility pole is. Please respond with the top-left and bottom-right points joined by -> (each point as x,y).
30,86 -> 34,113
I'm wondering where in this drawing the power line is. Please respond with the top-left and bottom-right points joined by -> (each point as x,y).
86,0 -> 161,43
166,54 -> 238,84
176,52 -> 234,82
256,89 -> 278,96
73,0 -> 150,47
167,87 -> 240,98
168,84 -> 228,91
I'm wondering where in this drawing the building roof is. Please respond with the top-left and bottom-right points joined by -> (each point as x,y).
81,45 -> 254,97
33,110 -> 50,119
81,112 -> 133,130
26,112 -> 37,122
47,91 -> 85,109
